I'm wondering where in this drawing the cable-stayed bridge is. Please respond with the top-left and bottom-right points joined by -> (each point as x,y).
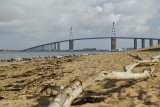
22,36 -> 160,52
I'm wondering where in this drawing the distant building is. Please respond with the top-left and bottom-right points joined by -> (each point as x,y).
83,48 -> 97,51
116,48 -> 124,52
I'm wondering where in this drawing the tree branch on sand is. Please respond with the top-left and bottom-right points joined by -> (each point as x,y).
47,54 -> 160,107
127,53 -> 143,60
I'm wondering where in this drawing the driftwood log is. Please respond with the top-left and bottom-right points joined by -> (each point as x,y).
48,54 -> 160,107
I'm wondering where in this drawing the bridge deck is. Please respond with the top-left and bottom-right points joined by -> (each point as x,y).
22,36 -> 160,51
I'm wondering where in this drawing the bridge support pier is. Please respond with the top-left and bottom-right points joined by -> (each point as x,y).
149,39 -> 153,46
50,44 -> 53,51
134,38 -> 137,49
69,40 -> 74,51
48,44 -> 52,51
57,42 -> 60,51
141,39 -> 145,48
158,40 -> 160,45
36,47 -> 39,51
42,45 -> 45,51
111,37 -> 116,50
47,45 -> 50,51
54,43 -> 56,51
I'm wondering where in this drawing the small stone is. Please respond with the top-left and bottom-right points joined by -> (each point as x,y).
119,93 -> 127,99
0,96 -> 4,100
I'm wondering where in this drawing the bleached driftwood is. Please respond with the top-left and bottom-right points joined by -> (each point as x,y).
124,54 -> 160,72
48,54 -> 160,107
48,70 -> 154,107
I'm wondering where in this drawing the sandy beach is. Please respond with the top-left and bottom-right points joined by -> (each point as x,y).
0,46 -> 160,107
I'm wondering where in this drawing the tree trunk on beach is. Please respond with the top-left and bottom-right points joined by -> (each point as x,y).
48,54 -> 160,107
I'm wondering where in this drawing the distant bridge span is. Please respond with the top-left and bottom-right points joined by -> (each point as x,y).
22,36 -> 160,51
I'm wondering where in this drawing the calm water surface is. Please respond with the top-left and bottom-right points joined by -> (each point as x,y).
0,51 -> 109,60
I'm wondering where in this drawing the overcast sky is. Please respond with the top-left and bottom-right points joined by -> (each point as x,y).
0,0 -> 160,50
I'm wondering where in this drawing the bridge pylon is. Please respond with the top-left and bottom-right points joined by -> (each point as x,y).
69,27 -> 74,51
54,43 -> 56,51
111,22 -> 116,50
57,42 -> 60,51
141,39 -> 145,48
149,39 -> 153,46
158,40 -> 160,45
134,38 -> 137,49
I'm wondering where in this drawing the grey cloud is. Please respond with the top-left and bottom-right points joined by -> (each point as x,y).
0,0 -> 159,49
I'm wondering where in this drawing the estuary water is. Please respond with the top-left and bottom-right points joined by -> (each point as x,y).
0,51 -> 109,60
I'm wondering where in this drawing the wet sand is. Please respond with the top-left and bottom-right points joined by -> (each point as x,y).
0,46 -> 160,107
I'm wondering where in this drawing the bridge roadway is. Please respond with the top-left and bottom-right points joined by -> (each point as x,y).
22,36 -> 160,51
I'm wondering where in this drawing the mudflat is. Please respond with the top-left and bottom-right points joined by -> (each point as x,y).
0,46 -> 160,107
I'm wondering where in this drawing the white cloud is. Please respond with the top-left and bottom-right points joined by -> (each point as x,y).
0,0 -> 159,49
110,14 -> 121,23
135,25 -> 149,33
96,6 -> 103,12
158,26 -> 160,34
